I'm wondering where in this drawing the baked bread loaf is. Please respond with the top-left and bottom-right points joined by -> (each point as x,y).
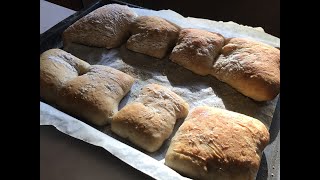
126,16 -> 180,59
169,28 -> 225,76
40,48 -> 90,104
165,106 -> 269,180
210,38 -> 280,101
40,49 -> 135,126
63,4 -> 137,48
111,84 -> 189,152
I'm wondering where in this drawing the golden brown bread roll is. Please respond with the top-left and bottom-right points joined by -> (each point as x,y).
211,38 -> 280,101
111,84 -> 189,152
40,48 -> 91,103
63,4 -> 137,48
165,106 -> 269,180
126,16 -> 180,59
169,28 -> 225,76
40,49 -> 135,126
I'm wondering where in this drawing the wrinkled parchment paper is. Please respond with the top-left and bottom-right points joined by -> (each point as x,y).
40,101 -> 191,180
40,6 -> 280,180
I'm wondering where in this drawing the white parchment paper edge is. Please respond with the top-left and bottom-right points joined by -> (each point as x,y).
40,101 -> 191,180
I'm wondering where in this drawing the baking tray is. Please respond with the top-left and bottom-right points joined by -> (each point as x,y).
40,0 -> 280,179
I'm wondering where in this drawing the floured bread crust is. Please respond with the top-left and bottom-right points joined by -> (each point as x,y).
170,28 -> 225,76
126,16 -> 180,59
40,49 -> 135,125
165,106 -> 269,180
111,84 -> 189,152
63,4 -> 137,48
211,38 -> 280,101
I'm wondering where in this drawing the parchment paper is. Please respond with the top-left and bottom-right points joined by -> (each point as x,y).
40,6 -> 280,180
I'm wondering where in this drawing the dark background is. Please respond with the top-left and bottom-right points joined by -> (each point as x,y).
47,0 -> 280,38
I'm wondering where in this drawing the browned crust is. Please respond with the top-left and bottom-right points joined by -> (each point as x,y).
211,38 -> 280,101
63,4 -> 137,48
40,49 -> 135,126
165,106 -> 269,180
169,28 -> 225,76
111,84 -> 189,152
126,16 -> 180,59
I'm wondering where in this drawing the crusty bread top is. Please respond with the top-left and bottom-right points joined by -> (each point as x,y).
136,84 -> 189,119
168,106 -> 269,173
40,48 -> 135,125
58,64 -> 135,125
111,83 -> 189,152
130,16 -> 180,34
40,49 -> 91,100
211,38 -> 280,101
112,101 -> 175,137
40,48 -> 90,75
212,38 -> 280,82
126,16 -> 180,59
172,28 -> 225,59
169,28 -> 225,76
111,101 -> 179,152
63,4 -> 137,48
